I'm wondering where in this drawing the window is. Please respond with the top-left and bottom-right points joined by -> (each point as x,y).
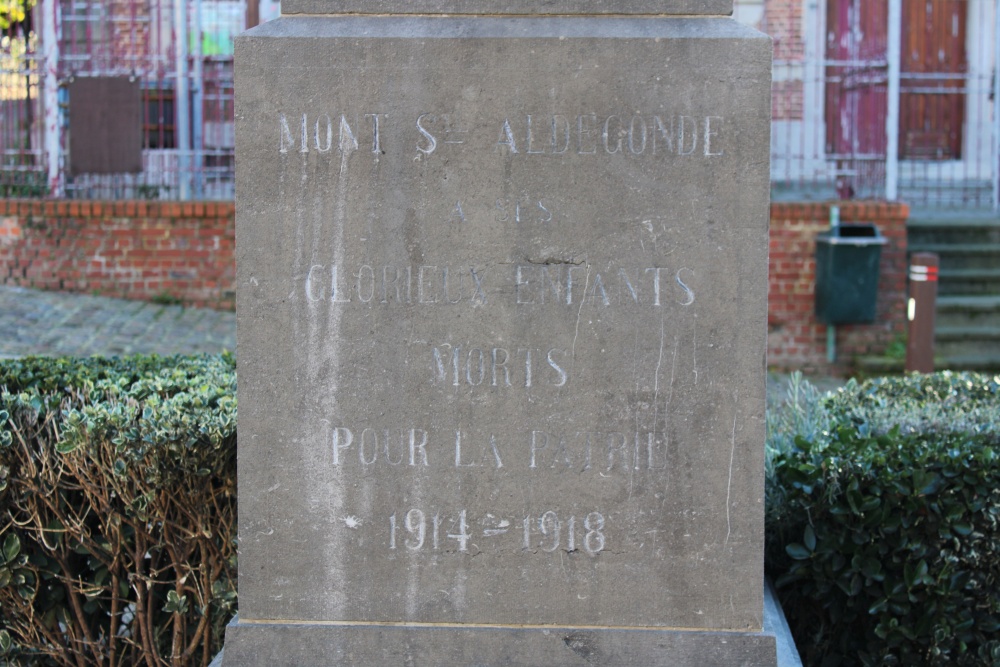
143,87 -> 175,149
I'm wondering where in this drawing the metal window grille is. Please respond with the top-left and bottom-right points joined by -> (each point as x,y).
144,85 -> 177,150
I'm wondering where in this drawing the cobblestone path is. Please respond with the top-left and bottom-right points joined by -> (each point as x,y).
0,286 -> 235,358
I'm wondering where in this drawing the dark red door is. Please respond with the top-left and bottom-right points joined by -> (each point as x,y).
825,0 -> 889,197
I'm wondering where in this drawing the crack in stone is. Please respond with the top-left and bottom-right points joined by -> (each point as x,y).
525,257 -> 585,266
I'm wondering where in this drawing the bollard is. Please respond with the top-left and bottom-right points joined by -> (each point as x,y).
905,252 -> 939,373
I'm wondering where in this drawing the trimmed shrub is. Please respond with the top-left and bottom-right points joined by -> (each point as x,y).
0,354 -> 237,666
766,372 -> 1000,667
825,372 -> 1000,441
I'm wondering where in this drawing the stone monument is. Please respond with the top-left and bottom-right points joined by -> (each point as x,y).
228,1 -> 775,664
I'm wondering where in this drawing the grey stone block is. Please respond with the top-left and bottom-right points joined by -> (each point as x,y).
232,8 -> 771,664
765,580 -> 804,667
223,619 -> 776,666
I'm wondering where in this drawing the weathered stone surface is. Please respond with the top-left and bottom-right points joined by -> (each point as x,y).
231,10 -> 771,665
222,622 -> 776,666
281,0 -> 733,16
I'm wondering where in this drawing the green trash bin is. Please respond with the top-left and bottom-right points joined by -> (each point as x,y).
814,223 -> 888,324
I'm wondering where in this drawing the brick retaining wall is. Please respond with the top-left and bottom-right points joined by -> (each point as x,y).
0,200 -> 235,310
0,199 -> 908,373
768,202 -> 909,373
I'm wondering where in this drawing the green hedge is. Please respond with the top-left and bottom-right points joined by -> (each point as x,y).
0,354 -> 237,666
766,372 -> 1000,667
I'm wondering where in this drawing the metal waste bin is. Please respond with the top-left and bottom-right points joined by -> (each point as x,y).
815,223 -> 888,324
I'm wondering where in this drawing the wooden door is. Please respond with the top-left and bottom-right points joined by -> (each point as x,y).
899,0 -> 967,160
825,0 -> 889,196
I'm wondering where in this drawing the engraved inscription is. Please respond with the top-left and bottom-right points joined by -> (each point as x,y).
523,511 -> 605,555
433,195 -> 556,226
326,426 -> 674,472
415,113 -> 470,155
495,198 -> 553,225
495,114 -> 724,157
454,431 -> 505,468
430,344 -> 568,388
329,426 -> 430,467
529,430 -> 670,472
278,94 -> 729,576
389,509 -> 471,552
386,509 -> 607,556
277,112 -> 726,158
301,265 -> 488,305
297,264 -> 695,308
514,265 -> 696,306
278,113 -> 384,154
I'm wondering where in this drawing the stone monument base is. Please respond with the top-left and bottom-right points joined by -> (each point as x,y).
222,620 -> 778,666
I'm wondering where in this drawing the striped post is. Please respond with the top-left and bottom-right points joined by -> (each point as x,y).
905,252 -> 939,373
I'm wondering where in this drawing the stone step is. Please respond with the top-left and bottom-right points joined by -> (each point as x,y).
936,325 -> 1000,338
898,184 -> 993,209
936,295 -> 1000,329
908,216 -> 1000,246
934,326 -> 1000,360
907,212 -> 1000,224
937,268 -> 1000,296
907,242 -> 1000,254
906,243 -> 1000,271
933,354 -> 1000,372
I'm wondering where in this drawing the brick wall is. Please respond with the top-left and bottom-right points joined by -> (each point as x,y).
0,199 -> 908,374
763,0 -> 804,62
757,0 -> 806,122
768,202 -> 909,373
0,200 -> 235,310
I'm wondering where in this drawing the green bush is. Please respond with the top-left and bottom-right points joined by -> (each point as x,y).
0,354 -> 237,666
766,372 -> 1000,667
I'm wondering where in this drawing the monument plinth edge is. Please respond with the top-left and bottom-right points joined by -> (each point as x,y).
280,0 -> 734,17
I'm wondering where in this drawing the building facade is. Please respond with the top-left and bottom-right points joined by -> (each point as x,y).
0,0 -> 279,200
737,0 -> 999,210
1,0 -> 998,208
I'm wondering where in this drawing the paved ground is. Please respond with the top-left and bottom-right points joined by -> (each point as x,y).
0,286 -> 236,359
